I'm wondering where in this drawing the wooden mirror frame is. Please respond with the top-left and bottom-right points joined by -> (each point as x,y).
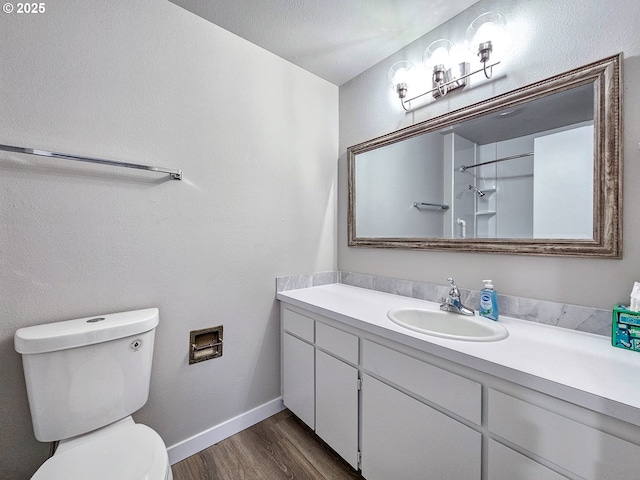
347,54 -> 622,258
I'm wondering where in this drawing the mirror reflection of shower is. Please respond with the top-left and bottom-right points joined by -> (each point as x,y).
469,185 -> 486,197
456,185 -> 486,198
456,218 -> 467,238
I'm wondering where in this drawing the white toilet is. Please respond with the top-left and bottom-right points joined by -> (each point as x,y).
14,308 -> 173,480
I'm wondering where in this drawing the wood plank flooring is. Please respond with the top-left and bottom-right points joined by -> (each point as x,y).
171,409 -> 365,480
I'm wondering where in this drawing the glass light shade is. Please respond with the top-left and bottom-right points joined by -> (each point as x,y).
387,60 -> 415,90
423,39 -> 452,70
448,44 -> 471,66
465,11 -> 507,59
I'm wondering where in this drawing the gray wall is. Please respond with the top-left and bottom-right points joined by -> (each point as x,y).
338,0 -> 640,309
0,1 -> 337,478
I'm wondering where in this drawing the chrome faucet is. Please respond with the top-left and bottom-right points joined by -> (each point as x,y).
440,277 -> 475,315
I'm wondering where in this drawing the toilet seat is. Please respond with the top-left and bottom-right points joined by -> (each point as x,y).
32,418 -> 171,480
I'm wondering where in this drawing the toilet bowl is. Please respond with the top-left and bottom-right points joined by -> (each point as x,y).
14,308 -> 172,479
31,417 -> 173,480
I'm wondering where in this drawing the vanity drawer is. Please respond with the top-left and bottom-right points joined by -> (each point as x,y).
488,440 -> 567,480
488,389 -> 640,479
362,340 -> 481,424
282,308 -> 314,342
316,322 -> 358,364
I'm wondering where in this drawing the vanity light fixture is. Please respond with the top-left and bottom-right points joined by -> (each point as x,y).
388,11 -> 507,111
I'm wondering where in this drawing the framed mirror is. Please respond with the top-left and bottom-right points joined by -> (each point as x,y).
347,54 -> 622,257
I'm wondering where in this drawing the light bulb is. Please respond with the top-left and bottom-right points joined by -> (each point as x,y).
424,39 -> 452,70
387,61 -> 414,88
475,22 -> 499,46
448,44 -> 471,68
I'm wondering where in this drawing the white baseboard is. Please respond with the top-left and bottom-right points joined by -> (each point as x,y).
167,397 -> 285,465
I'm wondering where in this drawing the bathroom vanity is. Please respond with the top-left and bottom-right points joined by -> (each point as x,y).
278,284 -> 640,480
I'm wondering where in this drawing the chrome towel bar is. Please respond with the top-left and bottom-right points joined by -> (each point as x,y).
0,143 -> 182,180
413,202 -> 449,210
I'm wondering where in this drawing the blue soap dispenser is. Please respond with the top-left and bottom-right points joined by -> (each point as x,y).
479,279 -> 499,321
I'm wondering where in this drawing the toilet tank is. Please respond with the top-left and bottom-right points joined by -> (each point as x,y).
14,308 -> 159,442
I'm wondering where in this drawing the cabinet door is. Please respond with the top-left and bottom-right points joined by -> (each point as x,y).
489,389 -> 640,479
282,333 -> 314,429
316,350 -> 359,469
361,374 -> 481,480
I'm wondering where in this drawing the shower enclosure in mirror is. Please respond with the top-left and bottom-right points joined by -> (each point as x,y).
348,55 -> 621,257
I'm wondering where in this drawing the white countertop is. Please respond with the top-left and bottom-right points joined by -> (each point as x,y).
277,284 -> 640,425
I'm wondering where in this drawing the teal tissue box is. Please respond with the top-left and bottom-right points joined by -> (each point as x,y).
612,304 -> 640,352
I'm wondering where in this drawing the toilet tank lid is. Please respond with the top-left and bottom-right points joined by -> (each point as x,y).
14,308 -> 159,354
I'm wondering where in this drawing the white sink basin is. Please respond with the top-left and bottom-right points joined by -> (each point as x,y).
387,307 -> 508,342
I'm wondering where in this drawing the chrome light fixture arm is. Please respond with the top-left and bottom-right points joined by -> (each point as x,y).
398,60 -> 500,110
478,40 -> 495,78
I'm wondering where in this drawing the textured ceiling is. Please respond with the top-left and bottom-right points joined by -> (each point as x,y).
169,0 -> 479,85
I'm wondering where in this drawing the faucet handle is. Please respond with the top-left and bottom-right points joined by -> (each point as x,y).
447,277 -> 460,297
